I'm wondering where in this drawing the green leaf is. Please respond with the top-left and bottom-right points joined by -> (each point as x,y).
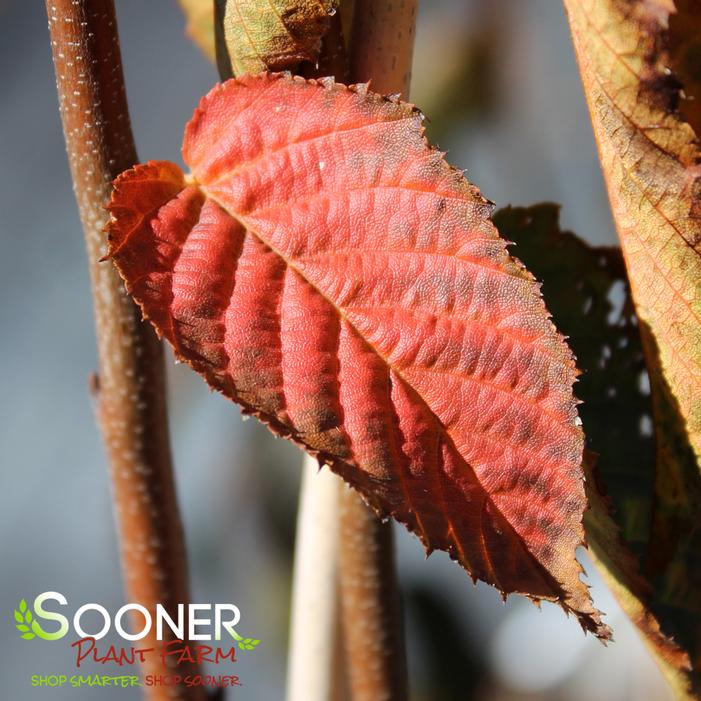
16,624 -> 29,633
19,599 -> 27,614
14,610 -> 22,624
25,610 -> 32,624
21,633 -> 35,640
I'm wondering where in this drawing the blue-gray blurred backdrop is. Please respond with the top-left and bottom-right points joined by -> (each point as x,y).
0,1 -> 672,699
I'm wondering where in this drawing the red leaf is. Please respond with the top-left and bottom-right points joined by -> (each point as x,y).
107,73 -> 609,638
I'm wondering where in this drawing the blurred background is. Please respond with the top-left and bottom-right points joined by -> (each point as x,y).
0,1 -> 673,699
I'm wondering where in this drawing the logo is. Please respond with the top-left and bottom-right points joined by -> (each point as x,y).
14,592 -> 259,650
14,598 -> 41,640
14,592 -> 260,691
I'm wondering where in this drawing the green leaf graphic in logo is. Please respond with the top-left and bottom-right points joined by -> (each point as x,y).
14,599 -> 35,640
229,629 -> 261,652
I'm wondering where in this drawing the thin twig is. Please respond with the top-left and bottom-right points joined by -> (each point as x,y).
287,456 -> 347,701
46,2 -> 202,699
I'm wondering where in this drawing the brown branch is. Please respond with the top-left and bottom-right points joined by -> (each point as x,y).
329,4 -> 418,699
211,3 -> 412,697
310,9 -> 411,698
46,3 -> 203,699
350,0 -> 417,96
326,0 -> 416,701
337,487 -> 408,701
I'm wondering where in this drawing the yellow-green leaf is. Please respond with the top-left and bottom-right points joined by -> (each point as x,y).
216,0 -> 339,76
179,0 -> 342,75
179,0 -> 217,62
563,0 -> 701,474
